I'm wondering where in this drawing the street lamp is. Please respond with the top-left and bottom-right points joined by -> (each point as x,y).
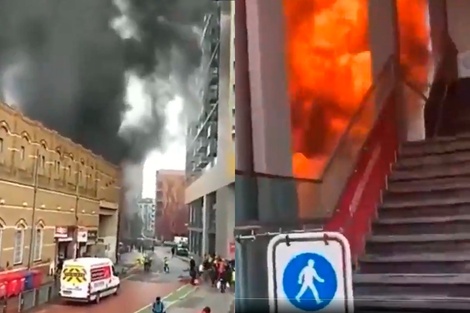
26,149 -> 54,269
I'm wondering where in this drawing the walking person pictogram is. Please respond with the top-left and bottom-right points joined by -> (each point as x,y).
282,252 -> 337,311
295,259 -> 325,304
268,232 -> 355,313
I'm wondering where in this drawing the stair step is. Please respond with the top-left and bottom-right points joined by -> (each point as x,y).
372,214 -> 470,236
381,194 -> 470,209
365,233 -> 470,255
359,253 -> 470,274
388,176 -> 470,193
354,274 -> 470,308
383,187 -> 470,205
395,151 -> 470,170
402,133 -> 470,147
390,160 -> 470,181
400,137 -> 470,158
355,273 -> 470,284
355,294 -> 470,311
379,203 -> 470,219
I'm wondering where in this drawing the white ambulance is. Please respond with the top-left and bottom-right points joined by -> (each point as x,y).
59,257 -> 120,303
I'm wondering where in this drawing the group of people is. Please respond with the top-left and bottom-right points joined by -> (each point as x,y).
188,254 -> 235,292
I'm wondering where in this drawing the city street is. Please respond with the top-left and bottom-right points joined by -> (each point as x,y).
32,249 -> 194,313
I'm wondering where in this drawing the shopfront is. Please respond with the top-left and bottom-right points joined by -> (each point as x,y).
54,226 -> 74,266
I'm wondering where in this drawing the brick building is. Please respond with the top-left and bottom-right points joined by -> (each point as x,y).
0,102 -> 121,276
155,170 -> 188,241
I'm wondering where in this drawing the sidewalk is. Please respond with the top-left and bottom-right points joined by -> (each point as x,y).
168,285 -> 234,313
116,250 -> 142,276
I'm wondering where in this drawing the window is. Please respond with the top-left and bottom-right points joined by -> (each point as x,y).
0,138 -> 3,153
67,165 -> 71,176
57,161 -> 61,173
20,146 -> 25,160
13,226 -> 25,265
33,226 -> 44,261
41,155 -> 45,168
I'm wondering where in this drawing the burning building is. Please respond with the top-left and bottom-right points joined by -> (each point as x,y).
155,170 -> 188,241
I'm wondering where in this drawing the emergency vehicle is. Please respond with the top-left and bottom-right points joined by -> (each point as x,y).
59,257 -> 120,303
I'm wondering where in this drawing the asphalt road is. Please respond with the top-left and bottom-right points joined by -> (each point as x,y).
31,249 -> 194,313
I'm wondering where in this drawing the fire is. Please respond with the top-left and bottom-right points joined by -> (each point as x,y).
397,0 -> 431,89
283,0 -> 372,179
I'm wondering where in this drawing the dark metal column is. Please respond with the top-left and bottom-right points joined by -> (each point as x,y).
234,0 -> 258,310
234,0 -> 299,311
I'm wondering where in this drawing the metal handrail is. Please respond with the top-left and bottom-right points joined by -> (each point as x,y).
433,84 -> 449,137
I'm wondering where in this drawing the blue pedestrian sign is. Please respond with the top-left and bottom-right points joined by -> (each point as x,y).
267,232 -> 354,313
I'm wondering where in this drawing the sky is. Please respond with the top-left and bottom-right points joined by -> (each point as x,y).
141,97 -> 186,198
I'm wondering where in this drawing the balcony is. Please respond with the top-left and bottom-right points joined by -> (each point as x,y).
196,139 -> 208,153
195,154 -> 209,168
206,140 -> 217,158
210,68 -> 219,84
198,110 -> 208,124
191,163 -> 202,173
210,51 -> 219,67
208,88 -> 218,105
207,122 -> 218,139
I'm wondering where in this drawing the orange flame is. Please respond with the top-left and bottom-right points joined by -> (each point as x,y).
397,0 -> 431,88
283,0 -> 372,179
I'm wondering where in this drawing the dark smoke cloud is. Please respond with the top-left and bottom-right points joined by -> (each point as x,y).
0,0 -> 211,164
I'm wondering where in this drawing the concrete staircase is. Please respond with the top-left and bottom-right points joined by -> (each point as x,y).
354,135 -> 470,311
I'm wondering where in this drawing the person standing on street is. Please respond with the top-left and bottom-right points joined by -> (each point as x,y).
189,256 -> 196,271
171,246 -> 175,257
152,297 -> 166,313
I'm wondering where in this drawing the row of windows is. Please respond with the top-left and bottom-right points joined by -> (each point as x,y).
0,136 -> 117,189
9,225 -> 44,265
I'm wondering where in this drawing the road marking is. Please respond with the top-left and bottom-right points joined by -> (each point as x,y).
133,284 -> 196,313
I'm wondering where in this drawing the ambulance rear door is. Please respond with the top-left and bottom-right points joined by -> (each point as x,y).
60,263 -> 89,299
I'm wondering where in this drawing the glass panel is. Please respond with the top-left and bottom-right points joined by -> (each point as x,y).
283,0 -> 372,180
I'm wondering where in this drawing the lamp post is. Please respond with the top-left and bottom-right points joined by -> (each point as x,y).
73,162 -> 81,259
27,149 -> 40,269
27,149 -> 54,269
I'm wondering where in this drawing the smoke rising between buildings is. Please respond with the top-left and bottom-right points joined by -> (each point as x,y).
0,0 -> 211,165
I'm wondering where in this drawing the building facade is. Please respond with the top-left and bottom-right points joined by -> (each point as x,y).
185,1 -> 235,260
138,198 -> 155,238
155,170 -> 187,242
0,102 -> 121,276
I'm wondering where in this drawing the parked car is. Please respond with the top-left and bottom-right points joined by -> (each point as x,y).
176,246 -> 189,257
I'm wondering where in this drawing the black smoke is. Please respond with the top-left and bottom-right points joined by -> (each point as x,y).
0,0 -> 211,164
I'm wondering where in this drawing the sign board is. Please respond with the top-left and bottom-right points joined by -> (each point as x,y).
87,230 -> 98,242
54,226 -> 69,238
267,232 -> 354,313
77,230 -> 88,243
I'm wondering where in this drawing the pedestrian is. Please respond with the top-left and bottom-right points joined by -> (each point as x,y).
152,297 -> 166,313
189,256 -> 196,271
171,246 -> 175,257
210,261 -> 218,287
189,267 -> 197,285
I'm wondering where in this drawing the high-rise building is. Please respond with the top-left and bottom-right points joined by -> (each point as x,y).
137,198 -> 155,237
155,170 -> 188,241
185,1 -> 235,260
